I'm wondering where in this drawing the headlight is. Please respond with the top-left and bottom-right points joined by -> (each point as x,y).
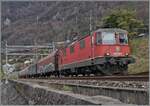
106,53 -> 110,56
125,53 -> 129,56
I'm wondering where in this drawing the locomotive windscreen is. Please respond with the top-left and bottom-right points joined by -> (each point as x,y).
96,31 -> 128,44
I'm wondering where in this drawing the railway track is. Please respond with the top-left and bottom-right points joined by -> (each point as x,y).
130,72 -> 149,75
35,75 -> 149,81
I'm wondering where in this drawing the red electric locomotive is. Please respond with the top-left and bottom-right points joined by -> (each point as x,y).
58,28 -> 135,76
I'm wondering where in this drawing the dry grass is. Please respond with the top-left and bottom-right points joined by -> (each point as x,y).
0,69 -> 4,79
128,37 -> 149,74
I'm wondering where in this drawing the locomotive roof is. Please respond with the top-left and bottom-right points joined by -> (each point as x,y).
95,28 -> 127,33
64,28 -> 127,48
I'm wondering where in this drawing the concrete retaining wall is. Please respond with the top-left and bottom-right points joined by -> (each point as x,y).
10,80 -> 124,105
10,80 -> 96,105
71,84 -> 149,105
8,80 -> 148,105
42,82 -> 149,105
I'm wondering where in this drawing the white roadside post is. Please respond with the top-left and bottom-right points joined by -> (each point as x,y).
3,64 -> 15,84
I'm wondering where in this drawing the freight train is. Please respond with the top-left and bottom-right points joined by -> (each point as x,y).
19,28 -> 135,78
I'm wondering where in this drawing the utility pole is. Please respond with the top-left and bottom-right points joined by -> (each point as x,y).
75,7 -> 79,34
89,10 -> 94,59
5,41 -> 8,64
95,3 -> 98,30
48,43 -> 52,53
35,16 -> 39,64
75,15 -> 78,25
75,7 -> 78,25
89,10 -> 92,35
5,41 -> 8,84
52,42 -> 55,52
35,40 -> 38,63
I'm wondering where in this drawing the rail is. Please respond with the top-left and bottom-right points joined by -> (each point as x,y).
34,75 -> 149,81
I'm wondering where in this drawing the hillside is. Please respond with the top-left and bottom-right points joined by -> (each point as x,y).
128,37 -> 149,74
2,1 -> 149,45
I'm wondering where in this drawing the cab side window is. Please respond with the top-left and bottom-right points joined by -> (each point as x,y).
79,39 -> 85,49
70,45 -> 74,54
96,32 -> 102,44
119,33 -> 128,44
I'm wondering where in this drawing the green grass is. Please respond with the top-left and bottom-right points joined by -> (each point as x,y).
62,85 -> 72,91
0,69 -> 4,79
128,37 -> 149,74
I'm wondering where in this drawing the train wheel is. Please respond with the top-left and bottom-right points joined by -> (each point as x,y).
82,73 -> 85,76
121,71 -> 128,75
75,73 -> 78,77
65,75 -> 69,77
120,65 -> 128,75
85,67 -> 91,76
87,73 -> 90,76
97,64 -> 113,76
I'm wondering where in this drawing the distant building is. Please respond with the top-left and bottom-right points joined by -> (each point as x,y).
24,60 -> 31,65
4,18 -> 11,26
